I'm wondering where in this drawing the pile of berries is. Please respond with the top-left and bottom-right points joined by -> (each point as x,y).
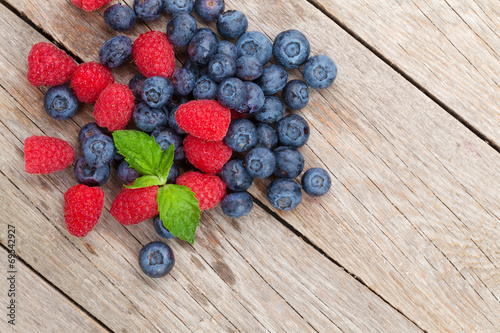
24,0 -> 336,278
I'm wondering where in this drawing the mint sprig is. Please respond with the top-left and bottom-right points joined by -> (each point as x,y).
112,130 -> 201,244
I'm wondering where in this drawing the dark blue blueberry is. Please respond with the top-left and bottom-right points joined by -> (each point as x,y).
236,82 -> 264,114
223,118 -> 257,152
153,216 -> 175,239
282,80 -> 309,110
182,59 -> 206,80
197,27 -> 218,41
193,75 -> 218,100
276,114 -> 310,148
303,55 -> 337,90
167,162 -> 180,183
151,127 -> 185,160
235,55 -> 262,81
188,29 -> 218,65
167,106 -> 187,136
272,30 -> 310,69
244,147 -> 276,178
74,157 -> 110,186
235,31 -> 272,65
165,0 -> 193,15
194,0 -> 224,21
217,77 -> 247,109
220,159 -> 253,191
82,133 -> 116,168
138,241 -> 175,278
78,123 -> 103,145
132,102 -> 168,133
134,0 -> 165,21
273,146 -> 304,178
142,76 -> 174,108
217,40 -> 237,61
221,192 -> 253,218
166,12 -> 197,47
208,53 -> 235,82
104,4 -> 137,31
253,96 -> 285,124
256,64 -> 288,95
301,168 -> 331,196
217,10 -> 247,39
117,160 -> 141,184
170,68 -> 196,96
114,152 -> 125,162
129,74 -> 147,100
43,86 -> 78,120
99,36 -> 133,69
255,123 -> 278,150
267,178 -> 302,210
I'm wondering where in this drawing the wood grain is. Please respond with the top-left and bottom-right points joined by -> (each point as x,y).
309,0 -> 500,146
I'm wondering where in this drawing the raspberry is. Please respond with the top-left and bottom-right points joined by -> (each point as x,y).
176,171 -> 226,210
71,62 -> 114,103
110,186 -> 159,225
24,136 -> 75,174
184,135 -> 232,174
94,83 -> 135,132
176,100 -> 230,141
133,31 -> 175,78
64,185 -> 104,237
27,43 -> 77,87
71,0 -> 111,11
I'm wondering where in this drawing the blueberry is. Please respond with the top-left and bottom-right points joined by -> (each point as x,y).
197,27 -> 219,41
235,31 -> 272,65
273,146 -> 304,178
217,10 -> 247,39
82,133 -> 115,168
188,29 -> 218,65
193,75 -> 218,100
272,30 -> 310,69
79,123 -> 103,145
221,192 -> 253,218
129,74 -> 147,100
282,80 -> 309,110
138,241 -> 175,278
267,178 -> 302,210
235,55 -> 262,81
99,36 -> 133,69
117,160 -> 141,184
223,118 -> 257,152
276,114 -> 310,148
253,96 -> 285,124
217,40 -> 237,61
236,82 -> 264,114
194,0 -> 224,21
43,86 -> 78,120
74,157 -> 110,186
132,102 -> 168,133
217,77 -> 247,109
166,12 -> 197,47
255,123 -> 278,150
170,68 -> 196,96
167,107 -> 187,135
167,162 -> 180,183
142,76 -> 174,108
153,216 -> 175,238
104,4 -> 137,31
220,159 -> 253,191
151,127 -> 185,160
182,59 -> 207,80
256,64 -> 288,95
114,152 -> 125,162
303,55 -> 337,90
208,53 -> 236,82
134,0 -> 165,21
301,168 -> 331,196
165,0 -> 193,15
244,147 -> 276,178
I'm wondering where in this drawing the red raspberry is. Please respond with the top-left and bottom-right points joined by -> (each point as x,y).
24,136 -> 75,174
64,185 -> 104,237
27,42 -> 77,87
71,62 -> 114,103
132,31 -> 175,78
184,135 -> 232,174
176,100 -> 231,141
110,186 -> 159,225
71,0 -> 111,11
176,171 -> 226,210
94,83 -> 135,132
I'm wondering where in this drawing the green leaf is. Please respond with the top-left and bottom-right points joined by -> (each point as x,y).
125,175 -> 166,189
157,185 -> 200,244
158,144 -> 175,180
112,130 -> 163,176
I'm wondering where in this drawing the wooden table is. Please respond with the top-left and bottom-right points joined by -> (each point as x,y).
0,0 -> 498,332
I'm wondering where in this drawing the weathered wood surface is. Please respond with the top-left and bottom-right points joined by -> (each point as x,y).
310,0 -> 500,146
0,0 -> 499,332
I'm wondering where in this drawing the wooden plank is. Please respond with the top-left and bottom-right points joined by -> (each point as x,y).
309,0 -> 500,146
0,4 -> 421,332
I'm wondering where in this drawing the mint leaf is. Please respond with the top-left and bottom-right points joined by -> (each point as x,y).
158,144 -> 175,180
125,175 -> 166,189
112,130 -> 163,176
157,185 -> 200,244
